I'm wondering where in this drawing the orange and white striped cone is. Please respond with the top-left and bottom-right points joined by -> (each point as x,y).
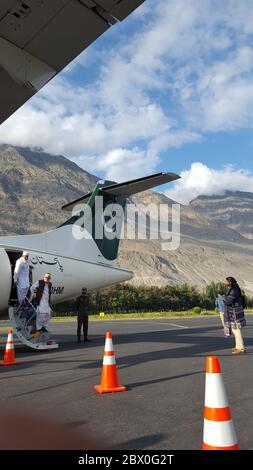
202,356 -> 239,450
94,332 -> 126,394
0,329 -> 21,366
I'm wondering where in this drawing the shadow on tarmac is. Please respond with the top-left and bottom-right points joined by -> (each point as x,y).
1,325 -> 253,377
126,370 -> 204,390
112,433 -> 168,450
51,325 -> 253,361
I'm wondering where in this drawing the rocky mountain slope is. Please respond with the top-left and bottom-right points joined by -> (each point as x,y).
0,144 -> 97,235
190,192 -> 253,240
119,191 -> 253,294
1,144 -> 253,294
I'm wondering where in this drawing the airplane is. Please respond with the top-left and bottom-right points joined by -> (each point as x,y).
0,0 -> 150,349
0,0 -> 145,125
0,172 -> 180,350
0,0 -> 181,350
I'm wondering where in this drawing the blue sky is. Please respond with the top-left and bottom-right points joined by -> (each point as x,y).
1,0 -> 253,203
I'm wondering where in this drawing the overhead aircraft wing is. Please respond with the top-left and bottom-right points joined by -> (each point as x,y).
101,172 -> 181,196
0,0 -> 145,125
62,172 -> 181,211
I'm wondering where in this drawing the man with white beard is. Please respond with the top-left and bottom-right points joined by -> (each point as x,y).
30,273 -> 52,333
14,251 -> 30,304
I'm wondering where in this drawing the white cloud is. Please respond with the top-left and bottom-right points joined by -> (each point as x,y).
94,148 -> 153,182
165,162 -> 253,204
181,46 -> 253,131
1,0 -> 253,180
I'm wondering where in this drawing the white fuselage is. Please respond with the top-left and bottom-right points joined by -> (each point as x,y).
0,245 -> 133,312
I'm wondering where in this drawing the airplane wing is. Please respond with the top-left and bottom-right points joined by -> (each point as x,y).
0,0 -> 145,125
62,172 -> 181,211
100,172 -> 181,197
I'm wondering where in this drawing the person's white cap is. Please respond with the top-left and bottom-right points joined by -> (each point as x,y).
22,251 -> 29,256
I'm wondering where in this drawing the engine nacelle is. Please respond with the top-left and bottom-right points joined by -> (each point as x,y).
0,248 -> 11,314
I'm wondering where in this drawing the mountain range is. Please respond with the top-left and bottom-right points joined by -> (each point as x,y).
1,144 -> 253,294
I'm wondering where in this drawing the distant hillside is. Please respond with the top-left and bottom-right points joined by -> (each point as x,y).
119,191 -> 253,294
1,144 -> 253,294
0,144 -> 97,235
190,191 -> 253,240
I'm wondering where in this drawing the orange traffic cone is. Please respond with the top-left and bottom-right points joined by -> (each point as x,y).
202,356 -> 239,450
94,332 -> 126,393
0,330 -> 21,366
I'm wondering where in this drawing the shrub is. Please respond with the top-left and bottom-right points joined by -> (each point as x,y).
193,306 -> 201,314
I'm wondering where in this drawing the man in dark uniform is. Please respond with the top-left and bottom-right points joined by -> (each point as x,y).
76,288 -> 90,343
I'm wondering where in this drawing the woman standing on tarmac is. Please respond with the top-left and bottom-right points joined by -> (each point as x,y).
224,276 -> 246,354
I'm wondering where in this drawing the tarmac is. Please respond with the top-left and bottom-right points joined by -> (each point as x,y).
0,315 -> 252,450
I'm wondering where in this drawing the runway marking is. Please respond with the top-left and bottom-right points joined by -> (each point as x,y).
146,328 -> 185,333
164,322 -> 189,329
101,320 -> 189,329
150,321 -> 189,329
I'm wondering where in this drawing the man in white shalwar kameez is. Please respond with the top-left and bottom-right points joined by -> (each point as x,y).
30,273 -> 52,332
14,251 -> 30,304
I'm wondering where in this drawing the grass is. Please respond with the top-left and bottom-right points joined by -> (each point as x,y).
50,308 -> 253,322
50,310 -> 230,322
1,310 -> 252,331
50,311 -> 215,322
